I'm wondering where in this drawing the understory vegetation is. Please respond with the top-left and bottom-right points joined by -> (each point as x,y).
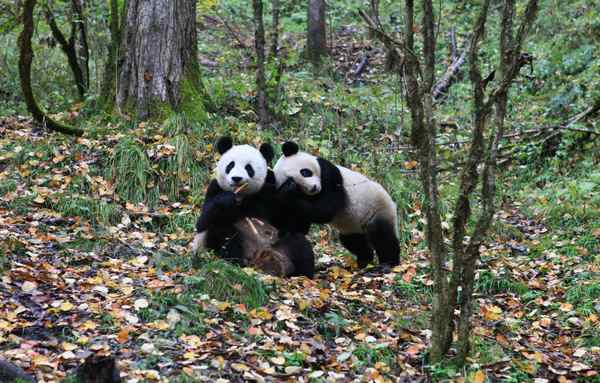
0,0 -> 598,381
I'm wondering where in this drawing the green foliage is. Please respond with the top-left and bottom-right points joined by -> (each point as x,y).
475,270 -> 529,296
184,259 -> 270,309
54,195 -> 121,226
352,343 -> 396,370
107,138 -> 154,205
317,311 -> 350,339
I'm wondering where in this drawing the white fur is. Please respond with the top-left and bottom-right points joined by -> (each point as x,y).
273,153 -> 397,235
193,144 -> 268,253
217,145 -> 268,195
274,152 -> 322,195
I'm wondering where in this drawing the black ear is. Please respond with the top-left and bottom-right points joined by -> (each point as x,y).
216,136 -> 233,154
259,143 -> 275,164
282,141 -> 299,157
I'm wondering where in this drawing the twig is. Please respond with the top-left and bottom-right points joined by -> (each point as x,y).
215,14 -> 249,49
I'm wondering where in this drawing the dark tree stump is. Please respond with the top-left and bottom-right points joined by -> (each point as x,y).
76,355 -> 121,383
0,358 -> 36,382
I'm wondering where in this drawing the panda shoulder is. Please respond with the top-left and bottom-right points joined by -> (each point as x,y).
317,157 -> 344,191
265,169 -> 276,186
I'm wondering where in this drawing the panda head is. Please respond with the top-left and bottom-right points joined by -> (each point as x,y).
273,141 -> 322,196
215,136 -> 274,196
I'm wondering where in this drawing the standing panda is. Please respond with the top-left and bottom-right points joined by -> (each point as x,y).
273,141 -> 400,269
192,136 -> 315,278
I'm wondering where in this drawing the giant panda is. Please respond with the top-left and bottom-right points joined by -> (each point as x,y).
272,141 -> 400,269
192,136 -> 315,278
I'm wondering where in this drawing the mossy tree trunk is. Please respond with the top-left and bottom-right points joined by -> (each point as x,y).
307,0 -> 327,66
116,0 -> 200,120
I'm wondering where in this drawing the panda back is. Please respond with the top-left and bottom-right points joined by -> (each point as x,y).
331,166 -> 397,234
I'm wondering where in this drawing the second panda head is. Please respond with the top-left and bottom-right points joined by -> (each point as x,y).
215,136 -> 274,196
274,141 -> 322,196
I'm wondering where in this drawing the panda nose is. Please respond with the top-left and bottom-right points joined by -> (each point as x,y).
232,176 -> 243,184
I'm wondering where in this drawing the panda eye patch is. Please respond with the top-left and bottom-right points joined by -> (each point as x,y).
300,169 -> 313,177
245,164 -> 255,178
225,161 -> 235,174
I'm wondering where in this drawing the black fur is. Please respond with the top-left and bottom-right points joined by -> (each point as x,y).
282,141 -> 299,157
340,234 -> 374,268
259,143 -> 275,164
367,218 -> 400,266
275,152 -> 400,268
196,155 -> 314,277
272,233 -> 315,278
274,157 -> 346,235
216,136 -> 233,154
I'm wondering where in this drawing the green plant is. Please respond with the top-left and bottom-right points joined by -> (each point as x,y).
107,138 -> 154,204
184,260 -> 270,309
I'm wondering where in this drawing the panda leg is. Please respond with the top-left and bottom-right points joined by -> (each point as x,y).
340,234 -> 374,268
367,218 -> 400,267
273,233 -> 315,278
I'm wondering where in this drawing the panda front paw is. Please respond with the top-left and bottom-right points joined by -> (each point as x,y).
279,177 -> 300,195
215,191 -> 237,207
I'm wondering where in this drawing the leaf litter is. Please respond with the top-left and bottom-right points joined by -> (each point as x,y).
0,120 -> 598,382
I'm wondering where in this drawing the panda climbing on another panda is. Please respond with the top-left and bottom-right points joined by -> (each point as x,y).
192,136 -> 315,278
273,141 -> 400,269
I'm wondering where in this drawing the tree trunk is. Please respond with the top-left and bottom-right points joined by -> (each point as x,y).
116,0 -> 199,119
100,0 -> 121,109
19,0 -> 83,136
307,0 -> 326,66
253,0 -> 269,127
44,6 -> 87,99
270,0 -> 280,58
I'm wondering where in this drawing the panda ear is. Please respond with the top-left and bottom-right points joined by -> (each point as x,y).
281,141 -> 299,157
216,136 -> 233,154
259,143 -> 275,164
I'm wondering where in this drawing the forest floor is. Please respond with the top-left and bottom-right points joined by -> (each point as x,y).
1,118 -> 598,382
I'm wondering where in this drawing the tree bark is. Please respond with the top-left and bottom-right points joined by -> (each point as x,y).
116,0 -> 199,119
44,6 -> 87,99
307,0 -> 327,66
253,0 -> 269,127
100,0 -> 121,109
270,0 -> 280,58
70,0 -> 90,91
19,0 -> 84,136
364,0 -> 538,365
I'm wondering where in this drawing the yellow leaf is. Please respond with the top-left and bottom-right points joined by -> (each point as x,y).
482,305 -> 503,321
81,320 -> 97,331
60,301 -> 74,311
232,363 -> 250,372
270,356 -> 285,365
33,195 -> 45,204
21,281 -> 37,292
559,302 -> 573,312
250,308 -> 272,320
117,328 -> 129,344
62,342 -> 78,351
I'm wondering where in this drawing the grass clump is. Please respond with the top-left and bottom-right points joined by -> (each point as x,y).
475,270 -> 529,296
107,138 -> 153,204
54,195 -> 121,226
184,259 -> 269,309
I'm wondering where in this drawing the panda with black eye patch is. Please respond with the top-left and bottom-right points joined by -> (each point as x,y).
273,141 -> 400,269
192,136 -> 315,278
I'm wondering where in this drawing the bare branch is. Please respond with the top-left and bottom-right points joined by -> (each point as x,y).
19,0 -> 84,136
